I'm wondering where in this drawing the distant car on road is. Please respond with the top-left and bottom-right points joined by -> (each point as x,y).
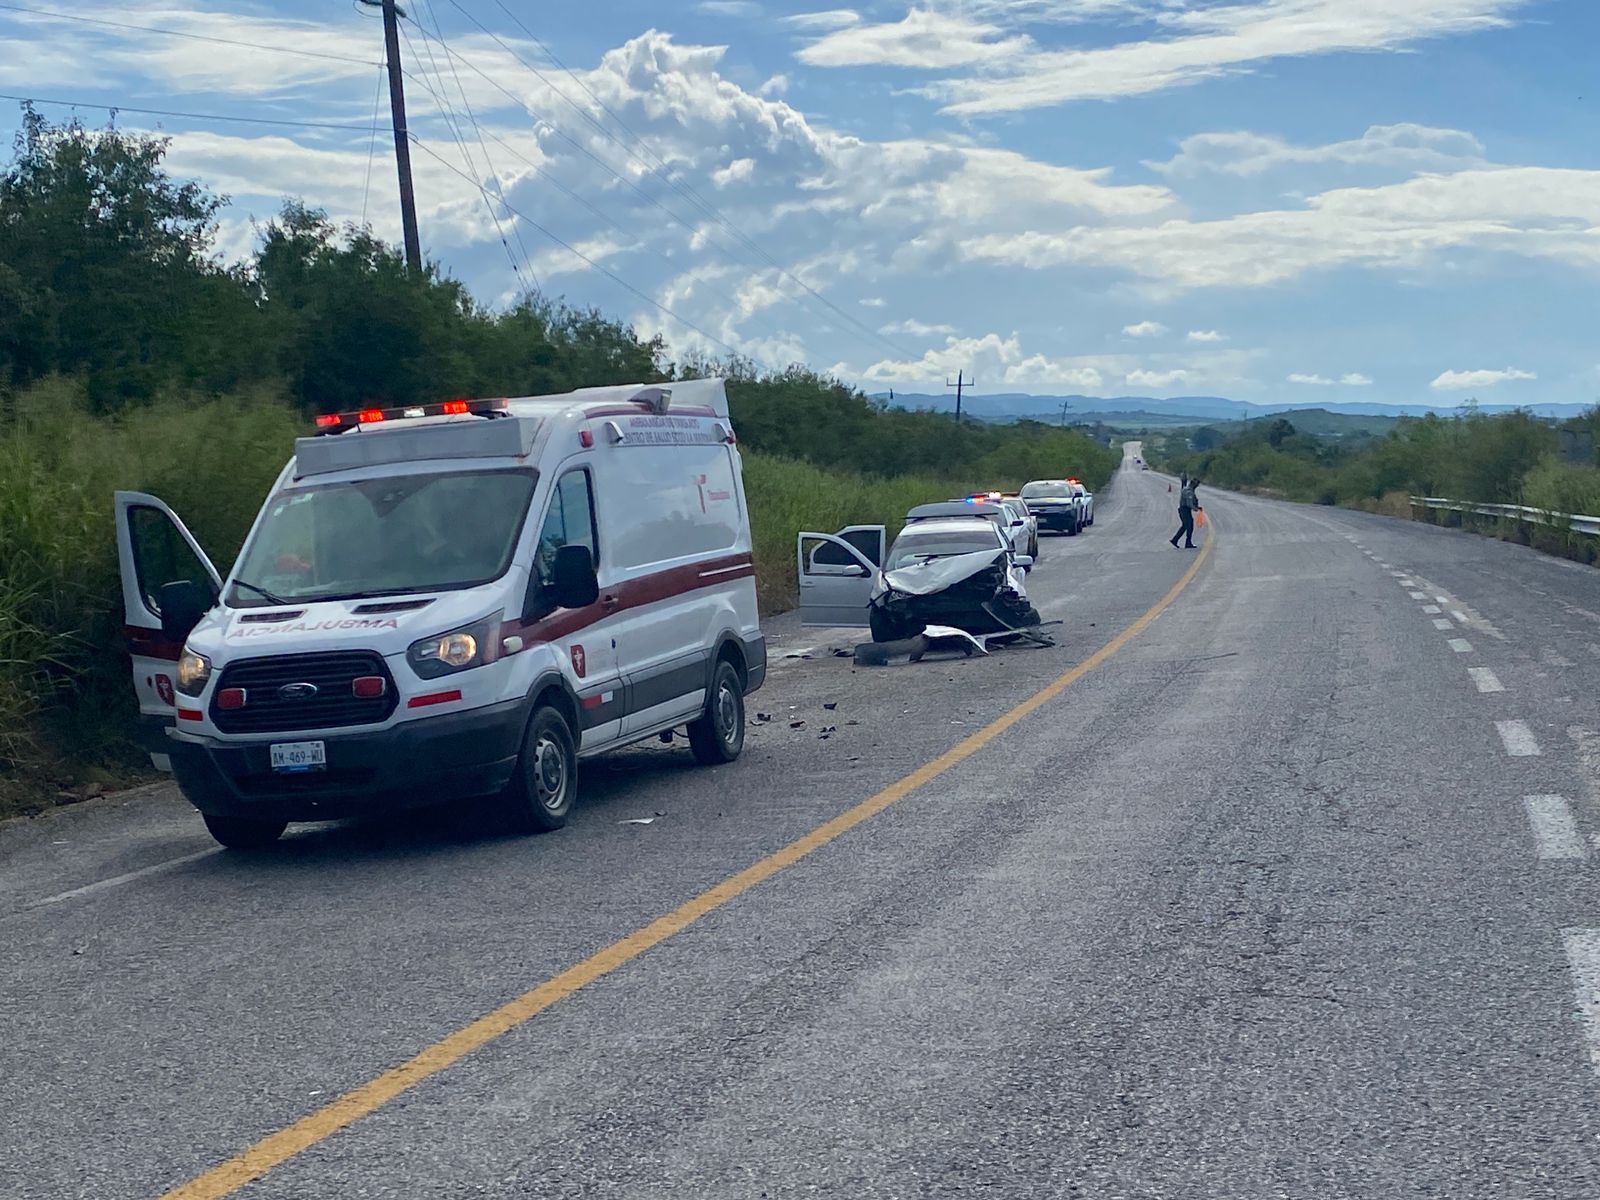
1066,479 -> 1095,527
1018,479 -> 1083,536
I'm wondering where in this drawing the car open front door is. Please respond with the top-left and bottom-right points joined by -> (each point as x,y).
797,527 -> 884,627
114,492 -> 223,770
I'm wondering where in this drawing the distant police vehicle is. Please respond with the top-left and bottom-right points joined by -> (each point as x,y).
116,380 -> 764,849
1066,478 -> 1095,526
1018,479 -> 1084,535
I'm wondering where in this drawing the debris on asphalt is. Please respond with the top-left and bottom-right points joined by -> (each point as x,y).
754,712 -> 772,724
618,817 -> 656,825
831,648 -> 852,658
789,719 -> 806,729
823,702 -> 838,710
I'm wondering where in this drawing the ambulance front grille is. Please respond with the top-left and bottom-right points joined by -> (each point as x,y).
210,651 -> 397,734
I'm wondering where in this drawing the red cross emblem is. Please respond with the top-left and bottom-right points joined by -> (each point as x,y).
570,644 -> 587,679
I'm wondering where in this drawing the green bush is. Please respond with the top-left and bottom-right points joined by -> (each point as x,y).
0,379 -> 301,798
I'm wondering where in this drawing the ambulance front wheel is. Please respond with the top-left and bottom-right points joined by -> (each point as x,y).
689,659 -> 745,765
505,703 -> 577,834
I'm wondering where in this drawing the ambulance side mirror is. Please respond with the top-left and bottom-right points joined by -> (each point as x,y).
158,579 -> 214,644
550,545 -> 599,611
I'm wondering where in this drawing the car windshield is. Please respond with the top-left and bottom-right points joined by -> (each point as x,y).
228,469 -> 537,607
1020,483 -> 1070,499
887,528 -> 1000,570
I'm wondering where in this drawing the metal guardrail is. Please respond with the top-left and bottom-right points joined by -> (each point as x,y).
1410,496 -> 1600,538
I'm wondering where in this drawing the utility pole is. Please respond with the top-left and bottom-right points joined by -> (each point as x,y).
1059,398 -> 1072,427
359,0 -> 422,271
945,370 -> 970,424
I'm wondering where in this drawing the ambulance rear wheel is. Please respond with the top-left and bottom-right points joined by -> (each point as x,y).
505,704 -> 576,833
202,813 -> 286,850
689,659 -> 745,765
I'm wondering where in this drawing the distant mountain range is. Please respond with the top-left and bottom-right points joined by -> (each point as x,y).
878,393 -> 1591,423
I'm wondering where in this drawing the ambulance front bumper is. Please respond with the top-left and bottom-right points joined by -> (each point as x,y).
165,698 -> 528,821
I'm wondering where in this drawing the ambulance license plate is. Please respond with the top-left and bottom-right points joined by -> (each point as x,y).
270,741 -> 326,773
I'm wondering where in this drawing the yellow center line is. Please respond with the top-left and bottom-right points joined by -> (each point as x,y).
161,522 -> 1217,1200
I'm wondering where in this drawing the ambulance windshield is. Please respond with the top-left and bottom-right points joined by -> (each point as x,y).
229,469 -> 537,607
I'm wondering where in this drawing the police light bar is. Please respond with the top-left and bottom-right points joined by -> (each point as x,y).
313,397 -> 509,433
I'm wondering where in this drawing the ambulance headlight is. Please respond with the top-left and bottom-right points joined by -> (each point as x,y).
176,650 -> 212,696
408,615 -> 501,679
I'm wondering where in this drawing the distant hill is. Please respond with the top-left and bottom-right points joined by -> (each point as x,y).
878,392 -> 1591,423
1244,408 -> 1399,437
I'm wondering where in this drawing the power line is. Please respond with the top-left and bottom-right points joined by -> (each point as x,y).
454,0 -> 921,364
397,15 -> 531,295
360,63 -> 386,224
0,2 -> 377,67
0,92 -> 378,132
417,10 -> 916,362
409,2 -> 539,294
409,135 -> 741,355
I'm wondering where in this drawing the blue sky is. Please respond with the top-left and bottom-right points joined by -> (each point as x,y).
3,0 -> 1596,406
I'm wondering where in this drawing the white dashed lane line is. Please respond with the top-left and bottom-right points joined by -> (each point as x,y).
1524,796 -> 1586,859
1449,638 -> 1474,653
1433,618 -> 1456,631
1452,610 -> 1470,624
1561,930 -> 1600,1076
1468,667 -> 1506,694
1424,605 -> 1442,614
1497,720 -> 1543,757
1409,591 -> 1427,600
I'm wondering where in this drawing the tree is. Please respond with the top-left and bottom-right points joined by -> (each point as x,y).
0,105 -> 258,406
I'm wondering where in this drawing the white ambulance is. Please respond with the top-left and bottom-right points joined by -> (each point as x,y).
115,380 -> 765,849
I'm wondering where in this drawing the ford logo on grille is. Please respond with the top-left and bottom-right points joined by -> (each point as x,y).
277,682 -> 319,701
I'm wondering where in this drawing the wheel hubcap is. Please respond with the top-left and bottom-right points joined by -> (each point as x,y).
534,736 -> 566,811
716,684 -> 739,745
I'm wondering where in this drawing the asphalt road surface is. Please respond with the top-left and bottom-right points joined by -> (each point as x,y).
6,444 -> 1600,1198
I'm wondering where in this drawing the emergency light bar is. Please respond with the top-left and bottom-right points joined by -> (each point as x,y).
312,397 -> 509,434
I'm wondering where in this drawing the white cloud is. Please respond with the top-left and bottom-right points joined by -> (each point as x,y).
1123,320 -> 1167,337
1151,124 -> 1487,178
964,165 -> 1600,292
711,157 -> 756,187
1290,371 -> 1374,386
1126,368 -> 1190,388
798,9 -> 1034,70
880,318 -> 958,337
935,0 -> 1538,114
859,297 -> 888,308
756,73 -> 791,96
783,9 -> 862,32
697,0 -> 762,15
1187,329 -> 1225,343
1430,367 -> 1537,391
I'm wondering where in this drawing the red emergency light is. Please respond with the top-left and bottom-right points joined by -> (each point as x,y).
313,397 -> 510,435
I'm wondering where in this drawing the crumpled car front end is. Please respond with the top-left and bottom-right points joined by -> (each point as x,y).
868,549 -> 1043,642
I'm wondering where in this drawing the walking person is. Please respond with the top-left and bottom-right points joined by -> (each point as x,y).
1171,474 -> 1201,548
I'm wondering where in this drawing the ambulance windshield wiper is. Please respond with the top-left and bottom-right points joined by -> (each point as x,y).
232,579 -> 295,607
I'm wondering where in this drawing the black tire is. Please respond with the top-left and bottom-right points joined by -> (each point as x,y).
1066,517 -> 1080,536
202,813 -> 287,850
688,659 -> 745,765
1029,534 -> 1039,558
504,704 -> 577,833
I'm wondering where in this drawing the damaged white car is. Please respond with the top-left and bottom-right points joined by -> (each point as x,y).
797,519 -> 1044,644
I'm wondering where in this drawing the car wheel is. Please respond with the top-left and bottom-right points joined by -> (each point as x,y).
504,703 -> 577,833
688,659 -> 745,765
1066,518 -> 1080,536
202,813 -> 287,850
